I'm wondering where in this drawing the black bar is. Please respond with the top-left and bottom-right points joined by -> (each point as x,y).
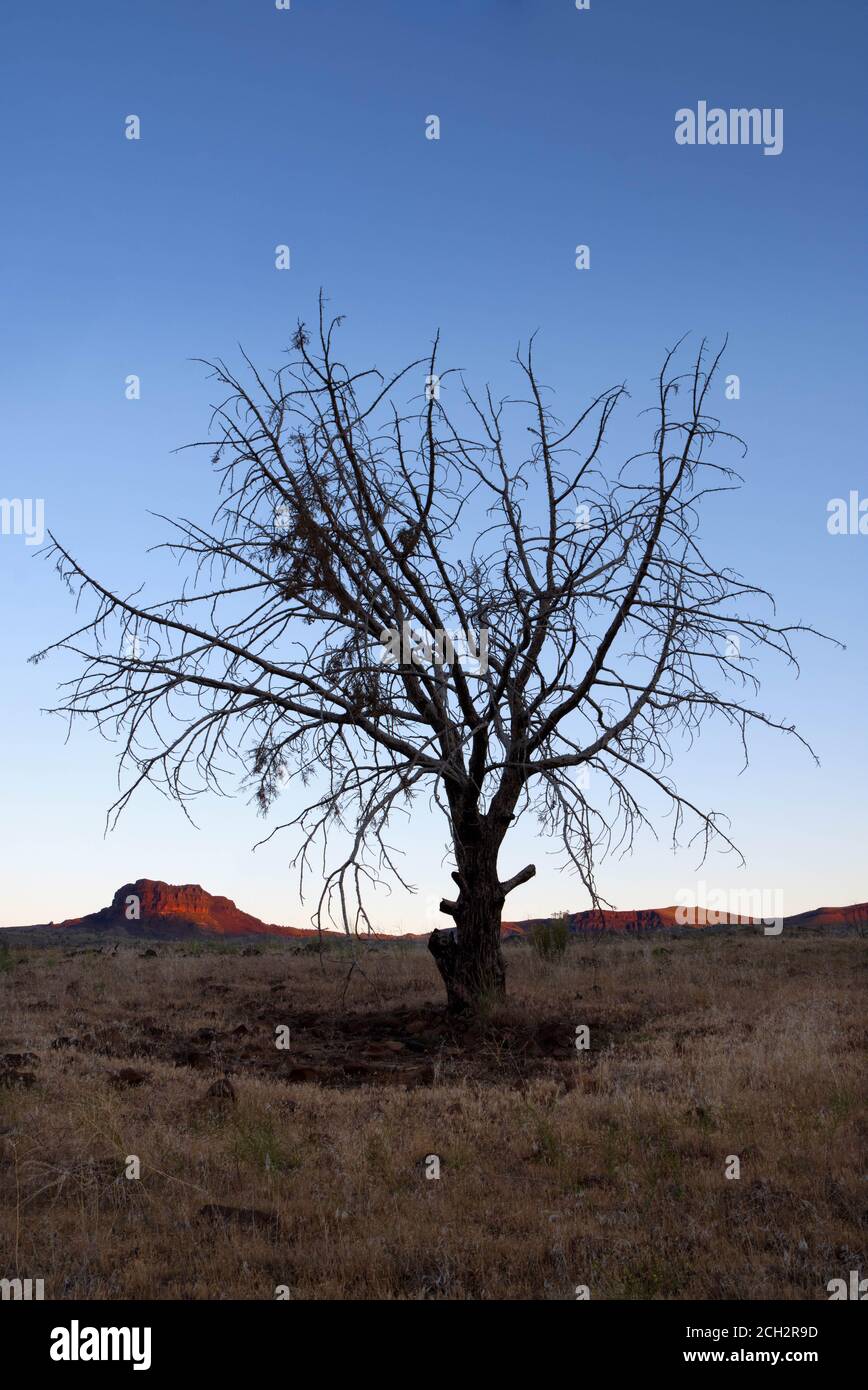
2,1298 -> 861,1375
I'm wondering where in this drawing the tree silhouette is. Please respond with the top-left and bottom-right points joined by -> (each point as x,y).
34,300 -> 829,1011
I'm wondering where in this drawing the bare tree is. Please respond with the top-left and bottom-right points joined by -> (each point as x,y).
34,300 -> 830,1011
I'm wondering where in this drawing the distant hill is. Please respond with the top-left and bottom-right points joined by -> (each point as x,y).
1,879 -> 865,946
2,879 -> 345,945
502,902 -> 868,938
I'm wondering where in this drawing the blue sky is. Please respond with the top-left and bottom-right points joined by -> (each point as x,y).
1,0 -> 865,930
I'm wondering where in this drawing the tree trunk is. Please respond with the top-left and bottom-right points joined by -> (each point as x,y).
428,840 -> 507,1013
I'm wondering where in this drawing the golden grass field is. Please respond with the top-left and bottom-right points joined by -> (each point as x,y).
0,930 -> 863,1300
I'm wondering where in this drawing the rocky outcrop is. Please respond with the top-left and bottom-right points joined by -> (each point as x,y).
53,879 -> 309,940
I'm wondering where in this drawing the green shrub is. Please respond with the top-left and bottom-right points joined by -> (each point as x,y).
231,1113 -> 299,1173
530,918 -> 569,960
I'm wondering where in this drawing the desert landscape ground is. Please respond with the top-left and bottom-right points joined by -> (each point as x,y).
0,928 -> 863,1300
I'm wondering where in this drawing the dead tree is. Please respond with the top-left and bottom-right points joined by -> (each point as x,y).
33,299 -> 831,1011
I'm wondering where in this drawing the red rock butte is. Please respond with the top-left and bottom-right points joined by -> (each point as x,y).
52,879 -> 316,940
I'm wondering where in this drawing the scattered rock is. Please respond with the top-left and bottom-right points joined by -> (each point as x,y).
536,1022 -> 570,1053
172,1049 -> 211,1070
2,1052 -> 39,1068
364,1040 -> 405,1058
284,1065 -> 326,1084
197,1203 -> 279,1230
90,1025 -> 126,1054
0,1071 -> 36,1089
204,1077 -> 236,1105
108,1067 -> 151,1088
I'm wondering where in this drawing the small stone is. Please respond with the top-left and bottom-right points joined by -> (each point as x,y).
0,1071 -> 36,1089
204,1077 -> 236,1105
108,1067 -> 150,1088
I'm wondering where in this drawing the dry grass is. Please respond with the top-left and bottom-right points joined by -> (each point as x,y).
0,931 -> 863,1299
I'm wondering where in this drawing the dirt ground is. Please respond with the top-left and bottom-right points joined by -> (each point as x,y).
0,930 -> 863,1299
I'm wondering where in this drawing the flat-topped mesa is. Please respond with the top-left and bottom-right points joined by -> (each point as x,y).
56,878 -> 302,939
109,879 -> 281,935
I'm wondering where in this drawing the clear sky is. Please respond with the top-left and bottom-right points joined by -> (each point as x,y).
1,0 -> 866,931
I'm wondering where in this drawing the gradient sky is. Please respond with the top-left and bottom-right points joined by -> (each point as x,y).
1,0 -> 866,931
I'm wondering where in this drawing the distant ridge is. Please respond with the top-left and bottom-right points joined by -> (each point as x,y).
501,902 -> 868,938
2,879 -> 866,944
